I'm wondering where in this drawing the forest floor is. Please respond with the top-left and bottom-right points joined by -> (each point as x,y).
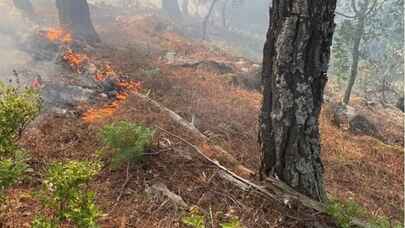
1,3 -> 404,228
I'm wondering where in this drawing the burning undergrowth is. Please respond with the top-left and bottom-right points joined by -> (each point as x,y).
14,27 -> 144,123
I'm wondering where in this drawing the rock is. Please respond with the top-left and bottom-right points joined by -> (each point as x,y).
226,71 -> 261,91
349,115 -> 379,137
331,103 -> 357,130
181,60 -> 234,75
164,51 -> 176,63
331,103 -> 380,137
196,60 -> 234,74
145,183 -> 188,208
396,97 -> 404,112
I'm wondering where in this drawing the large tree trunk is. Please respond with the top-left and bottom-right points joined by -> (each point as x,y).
56,0 -> 100,42
343,16 -> 365,104
162,0 -> 182,18
260,0 -> 337,202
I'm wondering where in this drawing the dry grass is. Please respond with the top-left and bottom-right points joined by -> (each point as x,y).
1,9 -> 403,228
98,14 -> 404,222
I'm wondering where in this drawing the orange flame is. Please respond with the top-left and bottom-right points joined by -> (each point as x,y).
116,80 -> 142,93
95,65 -> 116,81
81,80 -> 141,124
81,100 -> 122,123
44,28 -> 72,44
63,49 -> 89,72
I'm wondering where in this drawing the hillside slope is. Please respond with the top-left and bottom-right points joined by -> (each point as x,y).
1,4 -> 403,227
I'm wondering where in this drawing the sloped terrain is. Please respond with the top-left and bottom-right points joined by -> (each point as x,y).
1,3 -> 404,227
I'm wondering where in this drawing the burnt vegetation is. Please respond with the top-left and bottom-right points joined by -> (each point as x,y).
0,0 -> 403,227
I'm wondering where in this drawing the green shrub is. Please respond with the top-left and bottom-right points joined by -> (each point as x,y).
369,217 -> 403,228
327,199 -> 404,228
100,121 -> 154,168
327,199 -> 365,228
0,82 -> 40,156
182,212 -> 205,228
0,83 -> 39,202
35,160 -> 102,228
220,217 -> 242,228
31,216 -> 57,228
0,150 -> 30,200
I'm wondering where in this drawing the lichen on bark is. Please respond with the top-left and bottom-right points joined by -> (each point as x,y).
260,0 -> 337,202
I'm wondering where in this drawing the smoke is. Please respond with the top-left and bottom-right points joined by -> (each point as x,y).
0,2 -> 34,85
0,1 -> 58,89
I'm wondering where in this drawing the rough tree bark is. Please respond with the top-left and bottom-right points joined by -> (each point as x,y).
259,0 -> 337,202
55,0 -> 100,42
162,0 -> 182,18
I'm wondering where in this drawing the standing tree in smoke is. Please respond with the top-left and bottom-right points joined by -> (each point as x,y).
13,0 -> 35,20
259,0 -> 337,202
162,0 -> 182,18
202,0 -> 220,40
56,0 -> 100,42
340,0 -> 379,104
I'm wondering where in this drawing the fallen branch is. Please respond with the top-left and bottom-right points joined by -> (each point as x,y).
116,162 -> 132,203
134,92 -> 207,140
134,92 -> 254,177
156,126 -> 277,201
135,93 -> 370,228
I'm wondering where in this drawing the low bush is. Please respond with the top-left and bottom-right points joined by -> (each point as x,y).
220,217 -> 242,228
0,150 -> 30,201
34,160 -> 102,228
181,208 -> 205,228
0,83 -> 39,201
327,199 -> 365,228
100,121 -> 154,168
0,82 -> 40,156
327,199 -> 402,228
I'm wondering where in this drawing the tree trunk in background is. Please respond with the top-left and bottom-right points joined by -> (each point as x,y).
343,16 -> 365,104
13,0 -> 35,20
182,0 -> 189,16
259,0 -> 337,202
162,0 -> 182,18
202,0 -> 219,40
221,0 -> 229,28
56,0 -> 100,42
